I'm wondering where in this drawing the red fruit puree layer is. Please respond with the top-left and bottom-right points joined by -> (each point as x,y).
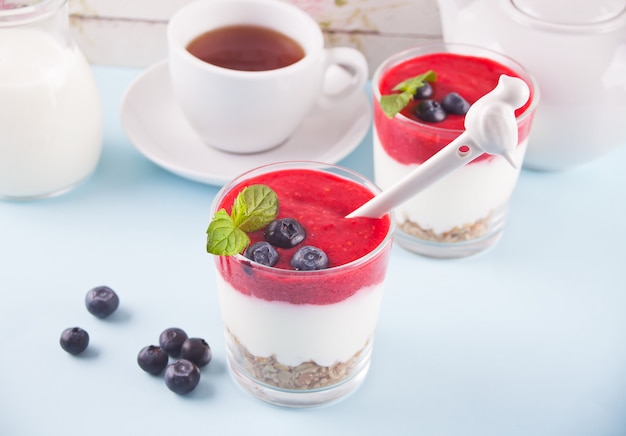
375,52 -> 535,165
215,169 -> 392,306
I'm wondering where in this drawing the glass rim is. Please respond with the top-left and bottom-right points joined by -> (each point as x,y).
372,42 -> 541,134
210,160 -> 395,276
0,0 -> 65,24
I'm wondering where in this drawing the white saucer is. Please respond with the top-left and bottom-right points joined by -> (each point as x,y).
120,60 -> 372,186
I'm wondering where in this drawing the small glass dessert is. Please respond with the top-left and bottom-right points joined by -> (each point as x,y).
207,161 -> 394,407
373,43 -> 539,258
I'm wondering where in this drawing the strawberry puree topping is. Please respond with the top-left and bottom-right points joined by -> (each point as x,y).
375,52 -> 534,165
215,169 -> 392,305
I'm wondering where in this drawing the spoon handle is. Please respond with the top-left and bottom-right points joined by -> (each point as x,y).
347,132 -> 481,219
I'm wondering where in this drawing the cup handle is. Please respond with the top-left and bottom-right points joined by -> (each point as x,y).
316,47 -> 368,109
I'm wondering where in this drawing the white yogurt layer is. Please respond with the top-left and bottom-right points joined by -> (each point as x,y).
216,273 -> 385,367
373,126 -> 528,234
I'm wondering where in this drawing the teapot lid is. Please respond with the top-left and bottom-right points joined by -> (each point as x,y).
508,0 -> 626,31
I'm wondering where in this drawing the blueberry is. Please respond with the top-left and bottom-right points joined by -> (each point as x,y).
60,327 -> 89,355
137,345 -> 169,375
442,92 -> 470,115
265,218 -> 306,248
415,99 -> 447,123
159,327 -> 188,358
164,359 -> 201,395
180,338 -> 212,368
85,285 -> 119,318
414,81 -> 433,99
290,246 -> 329,271
244,241 -> 279,266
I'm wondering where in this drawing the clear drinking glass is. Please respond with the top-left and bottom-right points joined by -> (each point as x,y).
210,161 -> 394,407
0,0 -> 102,200
372,43 -> 539,258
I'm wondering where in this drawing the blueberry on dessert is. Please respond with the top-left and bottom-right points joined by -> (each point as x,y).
415,99 -> 447,122
244,241 -> 279,266
290,246 -> 329,271
414,80 -> 433,99
264,218 -> 306,248
441,92 -> 470,115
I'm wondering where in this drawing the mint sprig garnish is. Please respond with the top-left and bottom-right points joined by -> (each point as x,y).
206,184 -> 278,256
206,209 -> 251,256
380,70 -> 437,118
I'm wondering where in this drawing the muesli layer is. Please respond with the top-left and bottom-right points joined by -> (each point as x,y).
227,328 -> 370,390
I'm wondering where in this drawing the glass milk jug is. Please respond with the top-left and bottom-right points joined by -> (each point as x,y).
0,0 -> 102,199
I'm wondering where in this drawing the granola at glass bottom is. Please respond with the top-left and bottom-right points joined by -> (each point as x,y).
398,213 -> 492,243
227,329 -> 368,390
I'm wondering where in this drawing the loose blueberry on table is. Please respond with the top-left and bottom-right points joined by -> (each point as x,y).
164,359 -> 201,395
159,327 -> 189,358
138,329 -> 212,394
137,345 -> 169,375
60,327 -> 90,355
85,285 -> 120,318
180,337 -> 212,368
59,287 -> 213,396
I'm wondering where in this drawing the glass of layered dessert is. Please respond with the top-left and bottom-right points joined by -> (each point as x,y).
207,161 -> 394,407
373,43 -> 539,258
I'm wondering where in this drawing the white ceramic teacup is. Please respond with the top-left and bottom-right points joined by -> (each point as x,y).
167,0 -> 368,154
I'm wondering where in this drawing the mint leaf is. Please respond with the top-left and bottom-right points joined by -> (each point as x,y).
206,209 -> 250,255
380,70 -> 437,118
206,184 -> 279,256
232,185 -> 278,232
380,93 -> 413,118
392,70 -> 436,94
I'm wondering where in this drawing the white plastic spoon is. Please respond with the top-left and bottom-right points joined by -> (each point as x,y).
347,74 -> 530,219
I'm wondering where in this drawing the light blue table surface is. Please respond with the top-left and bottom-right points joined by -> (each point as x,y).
1,65 -> 625,436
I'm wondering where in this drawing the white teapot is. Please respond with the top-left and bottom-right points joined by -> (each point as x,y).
437,0 -> 626,171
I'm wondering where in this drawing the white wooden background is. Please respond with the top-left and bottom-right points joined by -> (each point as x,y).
68,0 -> 444,76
